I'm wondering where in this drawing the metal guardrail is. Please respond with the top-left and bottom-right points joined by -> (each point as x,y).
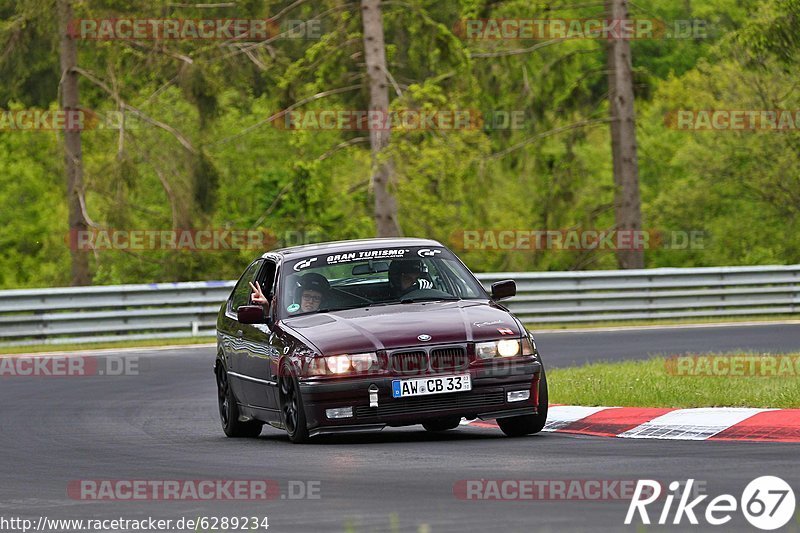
0,265 -> 798,346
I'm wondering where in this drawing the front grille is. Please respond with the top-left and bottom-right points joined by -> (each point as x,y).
430,347 -> 469,371
355,391 -> 505,418
387,344 -> 470,376
390,350 -> 427,375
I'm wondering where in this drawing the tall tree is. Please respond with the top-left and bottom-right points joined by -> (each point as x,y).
57,0 -> 91,285
361,0 -> 401,237
606,0 -> 644,268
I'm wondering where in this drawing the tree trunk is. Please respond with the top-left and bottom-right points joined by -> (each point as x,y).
361,0 -> 401,237
606,0 -> 644,269
57,0 -> 91,285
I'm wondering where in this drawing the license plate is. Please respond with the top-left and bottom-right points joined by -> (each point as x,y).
391,374 -> 472,398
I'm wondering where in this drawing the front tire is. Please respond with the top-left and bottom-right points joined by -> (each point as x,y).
216,361 -> 263,438
278,361 -> 310,444
497,369 -> 548,437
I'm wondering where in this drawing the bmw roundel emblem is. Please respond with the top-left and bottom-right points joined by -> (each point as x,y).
418,334 -> 431,341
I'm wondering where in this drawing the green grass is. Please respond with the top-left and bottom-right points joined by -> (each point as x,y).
527,314 -> 800,331
549,355 -> 800,408
0,336 -> 214,355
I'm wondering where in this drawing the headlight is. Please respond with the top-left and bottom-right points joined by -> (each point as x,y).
475,338 -> 533,359
475,341 -> 499,359
326,355 -> 351,374
497,339 -> 520,357
350,353 -> 377,372
476,339 -> 524,359
308,352 -> 379,376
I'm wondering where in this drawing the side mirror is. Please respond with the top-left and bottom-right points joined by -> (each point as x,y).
490,280 -> 516,301
237,304 -> 266,324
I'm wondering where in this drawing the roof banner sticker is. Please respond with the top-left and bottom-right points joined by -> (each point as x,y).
293,257 -> 318,271
325,248 -> 410,265
289,246 -> 451,271
417,248 -> 442,258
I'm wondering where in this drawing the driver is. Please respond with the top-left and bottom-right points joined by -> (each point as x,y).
388,259 -> 433,298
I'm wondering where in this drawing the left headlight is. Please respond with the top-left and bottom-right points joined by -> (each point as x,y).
475,338 -> 534,359
307,352 -> 379,376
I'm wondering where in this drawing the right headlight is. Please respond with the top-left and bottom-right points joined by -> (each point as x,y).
476,338 -> 533,359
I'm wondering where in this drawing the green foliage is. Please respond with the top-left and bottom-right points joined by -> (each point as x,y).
0,0 -> 797,288
735,0 -> 800,63
0,105 -> 69,287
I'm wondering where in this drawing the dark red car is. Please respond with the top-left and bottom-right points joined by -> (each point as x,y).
215,238 -> 547,443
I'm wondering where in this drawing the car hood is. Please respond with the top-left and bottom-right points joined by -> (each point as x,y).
280,300 -> 523,354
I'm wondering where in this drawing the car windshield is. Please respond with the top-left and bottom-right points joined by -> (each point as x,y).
280,246 -> 487,317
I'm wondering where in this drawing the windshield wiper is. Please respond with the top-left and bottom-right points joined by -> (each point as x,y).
399,296 -> 461,304
316,303 -> 371,313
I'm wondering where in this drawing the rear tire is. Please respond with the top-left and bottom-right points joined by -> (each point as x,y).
279,361 -> 310,444
498,369 -> 548,437
422,417 -> 462,432
216,362 -> 263,438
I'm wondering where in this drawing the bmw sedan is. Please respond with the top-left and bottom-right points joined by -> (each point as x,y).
215,238 -> 547,443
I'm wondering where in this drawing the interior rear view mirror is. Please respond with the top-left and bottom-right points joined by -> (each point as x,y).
352,261 -> 389,275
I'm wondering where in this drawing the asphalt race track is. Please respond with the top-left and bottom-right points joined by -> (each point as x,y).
1,323 -> 799,532
535,321 -> 800,368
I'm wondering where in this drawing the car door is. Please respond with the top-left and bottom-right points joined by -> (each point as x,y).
237,258 -> 284,413
221,258 -> 264,406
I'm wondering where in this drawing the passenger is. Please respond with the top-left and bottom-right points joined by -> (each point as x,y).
250,272 -> 330,313
295,273 -> 329,312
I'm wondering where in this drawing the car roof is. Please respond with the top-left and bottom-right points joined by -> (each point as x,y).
263,237 -> 444,260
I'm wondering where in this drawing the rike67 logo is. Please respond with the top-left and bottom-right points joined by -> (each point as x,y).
625,477 -> 796,530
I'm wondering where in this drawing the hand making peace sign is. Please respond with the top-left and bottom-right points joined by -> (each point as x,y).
249,281 -> 268,305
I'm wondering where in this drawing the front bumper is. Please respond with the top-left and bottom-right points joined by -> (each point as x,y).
299,359 -> 541,436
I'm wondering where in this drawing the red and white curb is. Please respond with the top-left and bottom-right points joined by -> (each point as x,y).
463,406 -> 800,442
